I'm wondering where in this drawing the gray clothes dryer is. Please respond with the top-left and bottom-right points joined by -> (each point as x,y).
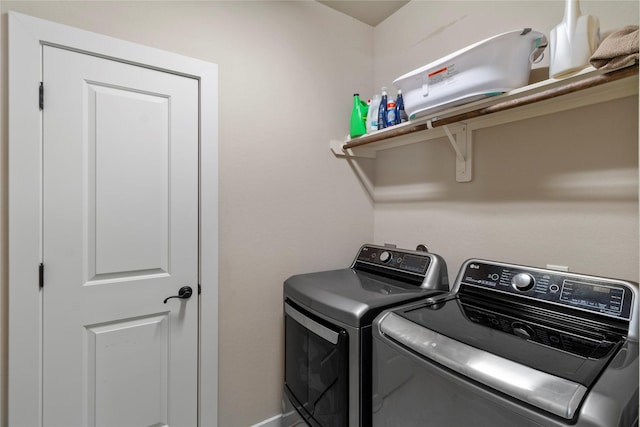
282,244 -> 450,427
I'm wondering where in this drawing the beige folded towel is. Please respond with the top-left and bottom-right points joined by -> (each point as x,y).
590,25 -> 639,70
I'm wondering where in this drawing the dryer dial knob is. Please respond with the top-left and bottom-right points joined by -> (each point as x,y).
379,251 -> 392,263
512,273 -> 535,291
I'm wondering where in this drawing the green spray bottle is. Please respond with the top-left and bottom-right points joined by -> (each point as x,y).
349,93 -> 368,138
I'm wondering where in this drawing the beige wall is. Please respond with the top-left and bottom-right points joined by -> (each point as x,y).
0,2 -> 374,426
372,1 -> 639,283
1,1 -> 638,426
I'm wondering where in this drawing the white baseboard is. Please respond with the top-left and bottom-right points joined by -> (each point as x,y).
250,413 -> 282,427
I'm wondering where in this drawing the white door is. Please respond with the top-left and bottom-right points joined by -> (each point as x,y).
42,45 -> 199,427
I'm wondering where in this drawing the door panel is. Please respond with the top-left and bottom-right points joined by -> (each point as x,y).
89,84 -> 170,278
86,314 -> 169,427
43,45 -> 198,427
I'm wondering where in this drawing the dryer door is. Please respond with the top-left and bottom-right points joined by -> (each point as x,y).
284,301 -> 348,427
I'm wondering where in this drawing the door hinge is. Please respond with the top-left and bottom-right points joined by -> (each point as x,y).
39,82 -> 44,110
39,263 -> 44,288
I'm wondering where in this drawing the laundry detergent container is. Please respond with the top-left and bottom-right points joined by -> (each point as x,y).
393,29 -> 548,119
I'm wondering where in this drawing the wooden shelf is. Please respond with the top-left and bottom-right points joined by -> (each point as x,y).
331,63 -> 639,182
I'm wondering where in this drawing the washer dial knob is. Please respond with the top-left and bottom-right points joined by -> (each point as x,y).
511,322 -> 535,340
512,273 -> 535,291
379,251 -> 392,263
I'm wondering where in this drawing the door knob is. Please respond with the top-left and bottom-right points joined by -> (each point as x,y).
163,286 -> 193,304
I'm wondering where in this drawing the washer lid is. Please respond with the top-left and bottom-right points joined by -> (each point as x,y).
386,292 -> 625,391
284,268 -> 442,327
378,311 -> 588,420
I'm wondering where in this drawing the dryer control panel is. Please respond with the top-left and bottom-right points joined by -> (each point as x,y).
355,245 -> 431,275
351,244 -> 449,291
460,260 -> 636,321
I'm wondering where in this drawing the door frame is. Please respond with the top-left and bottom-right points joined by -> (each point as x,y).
8,11 -> 219,427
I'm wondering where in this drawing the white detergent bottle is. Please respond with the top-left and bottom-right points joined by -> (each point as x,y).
367,94 -> 381,133
549,0 -> 600,78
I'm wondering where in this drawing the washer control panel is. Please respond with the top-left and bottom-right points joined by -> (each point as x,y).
460,260 -> 636,320
354,245 -> 431,276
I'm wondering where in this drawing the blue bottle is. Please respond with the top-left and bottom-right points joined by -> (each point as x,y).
377,87 -> 388,130
396,89 -> 408,123
386,96 -> 397,127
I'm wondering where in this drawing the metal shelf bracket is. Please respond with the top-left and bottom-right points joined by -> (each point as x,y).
442,124 -> 472,182
331,122 -> 473,182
